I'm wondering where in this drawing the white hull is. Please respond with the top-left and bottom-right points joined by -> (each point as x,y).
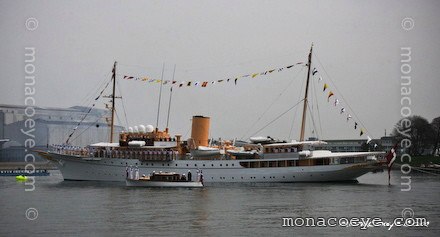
45,152 -> 379,185
126,179 -> 203,187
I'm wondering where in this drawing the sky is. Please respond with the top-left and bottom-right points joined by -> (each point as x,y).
1,0 -> 439,141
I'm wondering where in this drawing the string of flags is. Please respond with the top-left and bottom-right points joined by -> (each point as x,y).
121,62 -> 305,88
313,67 -> 371,142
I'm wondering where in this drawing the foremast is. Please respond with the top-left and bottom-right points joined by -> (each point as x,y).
109,61 -> 117,143
299,44 -> 313,142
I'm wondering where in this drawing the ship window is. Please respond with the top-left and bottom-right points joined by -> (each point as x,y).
186,164 -> 188,167
241,177 -> 243,179
162,164 -> 164,166
263,176 -> 265,179
232,177 -> 234,179
226,164 -> 228,166
167,164 -> 170,166
283,176 -> 285,178
135,163 -> 138,165
175,164 -> 178,166
232,164 -> 234,166
203,164 -> 205,167
195,164 -> 197,167
211,164 -> 214,167
220,164 -> 222,167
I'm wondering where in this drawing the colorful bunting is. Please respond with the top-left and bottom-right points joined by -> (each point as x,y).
122,62 -> 301,88
323,83 -> 329,91
347,114 -> 352,121
360,129 -> 364,136
334,99 -> 339,106
355,122 -> 358,129
340,107 -> 345,114
327,91 -> 334,102
312,68 -> 318,75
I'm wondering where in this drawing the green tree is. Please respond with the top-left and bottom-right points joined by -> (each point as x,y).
392,115 -> 434,156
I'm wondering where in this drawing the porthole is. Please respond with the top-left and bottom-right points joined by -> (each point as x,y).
203,164 -> 205,167
186,164 -> 188,167
220,164 -> 222,167
226,164 -> 228,166
232,164 -> 234,166
211,164 -> 214,167
175,164 -> 178,166
167,164 -> 170,166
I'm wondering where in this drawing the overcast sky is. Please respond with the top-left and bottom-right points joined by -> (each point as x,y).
1,0 -> 439,141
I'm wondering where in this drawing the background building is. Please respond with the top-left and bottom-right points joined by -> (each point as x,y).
0,104 -> 123,162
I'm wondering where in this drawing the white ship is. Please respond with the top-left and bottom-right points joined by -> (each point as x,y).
38,45 -> 385,184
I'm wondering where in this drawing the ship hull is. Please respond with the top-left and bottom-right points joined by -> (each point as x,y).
44,152 -> 379,185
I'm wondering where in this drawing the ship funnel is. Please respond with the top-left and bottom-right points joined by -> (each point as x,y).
191,115 -> 210,147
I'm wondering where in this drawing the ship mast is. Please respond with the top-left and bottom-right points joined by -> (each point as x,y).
299,44 -> 313,142
156,63 -> 165,132
109,61 -> 117,143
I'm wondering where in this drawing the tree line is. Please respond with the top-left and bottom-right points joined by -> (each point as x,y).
392,115 -> 440,156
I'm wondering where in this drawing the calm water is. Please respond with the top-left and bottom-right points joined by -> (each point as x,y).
0,170 -> 439,237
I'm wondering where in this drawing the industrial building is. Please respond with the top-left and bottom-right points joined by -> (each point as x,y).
0,104 -> 123,162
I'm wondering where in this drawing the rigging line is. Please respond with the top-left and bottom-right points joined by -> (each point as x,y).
240,66 -> 305,140
69,114 -> 107,144
80,73 -> 109,113
311,72 -> 323,138
65,73 -> 114,144
65,104 -> 97,144
313,52 -> 373,137
116,79 -> 129,130
307,102 -> 319,139
79,71 -> 112,110
72,110 -> 110,141
166,65 -> 176,129
289,68 -> 307,140
249,99 -> 305,138
114,109 -> 123,130
156,63 -> 165,129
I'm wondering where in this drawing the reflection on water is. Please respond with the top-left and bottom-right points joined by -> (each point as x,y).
0,170 -> 438,236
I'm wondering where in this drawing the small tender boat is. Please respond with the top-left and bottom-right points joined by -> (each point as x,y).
126,172 -> 204,188
190,146 -> 221,157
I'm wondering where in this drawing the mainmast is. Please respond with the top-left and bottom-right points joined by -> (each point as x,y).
166,64 -> 176,131
156,63 -> 165,132
299,44 -> 313,142
109,61 -> 117,143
